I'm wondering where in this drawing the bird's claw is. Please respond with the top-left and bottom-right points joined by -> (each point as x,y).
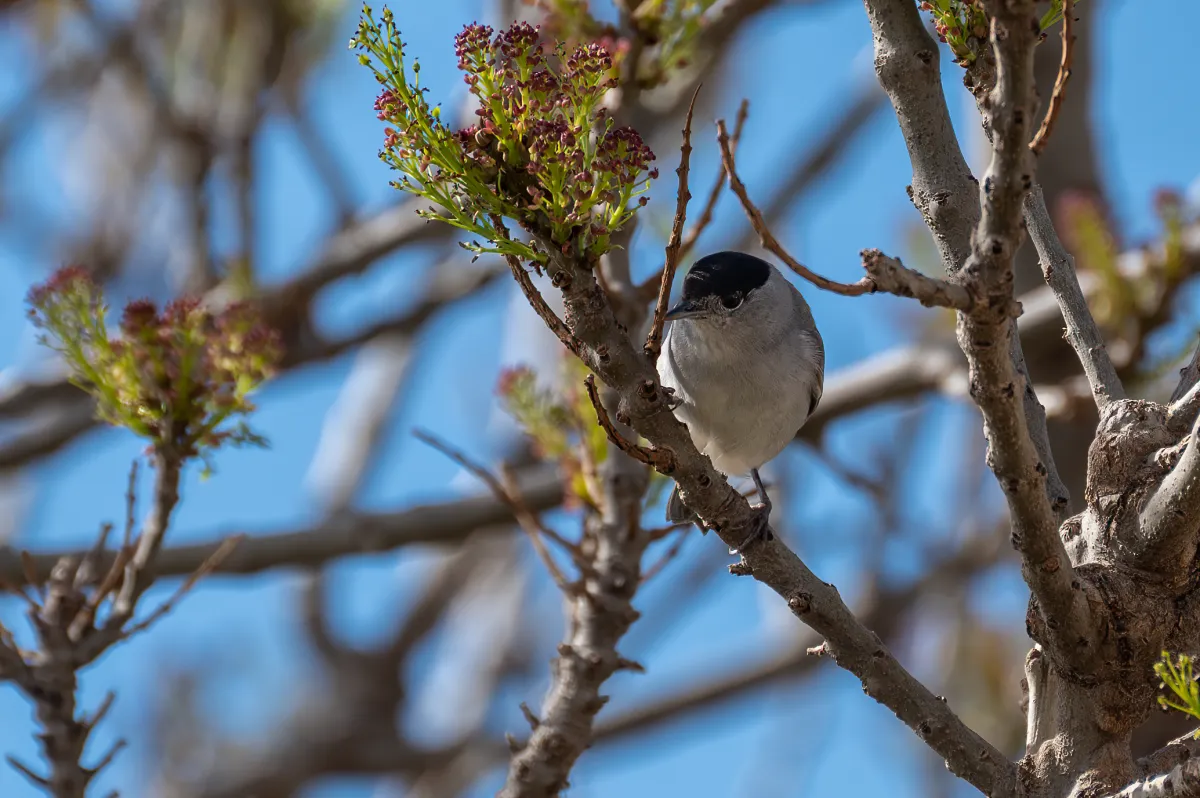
729,468 -> 774,555
729,502 -> 773,555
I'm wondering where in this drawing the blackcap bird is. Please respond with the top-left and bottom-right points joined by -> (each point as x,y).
657,251 -> 825,553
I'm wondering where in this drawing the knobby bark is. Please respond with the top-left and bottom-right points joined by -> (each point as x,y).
855,1 -> 1200,796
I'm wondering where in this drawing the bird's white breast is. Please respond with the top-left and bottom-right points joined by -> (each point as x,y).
658,316 -> 822,477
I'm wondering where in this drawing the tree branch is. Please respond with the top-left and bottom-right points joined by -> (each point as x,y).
645,85 -> 699,362
717,119 -> 977,310
1102,759 -> 1200,798
952,0 -> 1094,666
637,98 -> 749,302
1023,182 -> 1124,409
497,133 -> 1018,798
1029,0 -> 1075,155
1139,729 -> 1200,781
1138,411 -> 1200,574
860,0 -> 1070,520
0,465 -> 565,583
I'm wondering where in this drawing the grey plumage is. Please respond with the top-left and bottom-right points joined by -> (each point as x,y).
656,252 -> 824,543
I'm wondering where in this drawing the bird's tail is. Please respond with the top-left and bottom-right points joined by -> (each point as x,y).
666,483 -> 700,526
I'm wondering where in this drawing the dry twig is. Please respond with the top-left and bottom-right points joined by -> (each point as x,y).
644,85 -> 701,362
716,120 -> 976,310
1030,0 -> 1075,155
413,429 -> 576,590
583,375 -> 675,472
492,214 -> 582,358
637,98 -> 750,301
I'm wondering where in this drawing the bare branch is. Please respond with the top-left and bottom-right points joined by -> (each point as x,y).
1024,182 -> 1124,408
583,374 -> 675,472
1029,0 -> 1075,155
717,119 -> 976,310
1138,412 -> 1200,573
732,76 -> 887,254
953,0 -> 1094,665
96,452 -> 184,633
118,535 -> 244,638
680,98 -> 748,262
637,98 -> 750,302
644,85 -> 700,362
493,216 -> 583,359
0,465 -> 565,582
1102,759 -> 1200,798
862,0 -> 979,270
413,429 -> 575,591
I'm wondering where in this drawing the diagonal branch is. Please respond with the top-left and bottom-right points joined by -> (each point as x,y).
583,375 -> 675,472
500,128 -> 1017,798
679,98 -> 748,263
1138,411 -> 1200,574
1101,759 -> 1200,798
1023,182 -> 1124,409
413,429 -> 575,591
717,119 -> 977,311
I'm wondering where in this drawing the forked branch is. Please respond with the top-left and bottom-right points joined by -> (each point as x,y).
716,119 -> 977,310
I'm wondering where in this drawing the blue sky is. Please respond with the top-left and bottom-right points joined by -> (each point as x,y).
0,0 -> 1198,796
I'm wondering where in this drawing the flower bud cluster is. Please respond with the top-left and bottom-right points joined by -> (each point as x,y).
919,0 -> 989,67
26,267 -> 281,461
352,4 -> 658,258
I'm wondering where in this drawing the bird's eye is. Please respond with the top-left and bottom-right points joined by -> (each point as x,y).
721,292 -> 743,310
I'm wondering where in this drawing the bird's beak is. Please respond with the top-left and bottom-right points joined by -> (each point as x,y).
665,300 -> 707,321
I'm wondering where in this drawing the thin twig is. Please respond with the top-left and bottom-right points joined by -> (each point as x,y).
413,429 -> 576,590
583,375 -> 675,472
637,98 -> 749,302
123,459 -> 137,548
1023,183 -> 1124,409
646,522 -> 692,542
89,738 -> 128,778
641,526 -> 691,582
644,84 -> 701,362
680,98 -> 748,262
716,120 -> 977,311
6,756 -> 48,788
120,534 -> 245,637
82,692 -> 117,730
1171,338 -> 1200,403
1029,0 -> 1074,155
491,214 -> 582,358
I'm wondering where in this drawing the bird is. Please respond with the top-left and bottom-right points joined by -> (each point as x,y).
656,251 -> 825,554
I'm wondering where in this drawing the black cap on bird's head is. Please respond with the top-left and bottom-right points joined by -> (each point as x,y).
665,251 -> 772,321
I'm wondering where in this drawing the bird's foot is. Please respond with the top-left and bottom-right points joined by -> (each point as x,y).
729,468 -> 774,555
728,502 -> 774,555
